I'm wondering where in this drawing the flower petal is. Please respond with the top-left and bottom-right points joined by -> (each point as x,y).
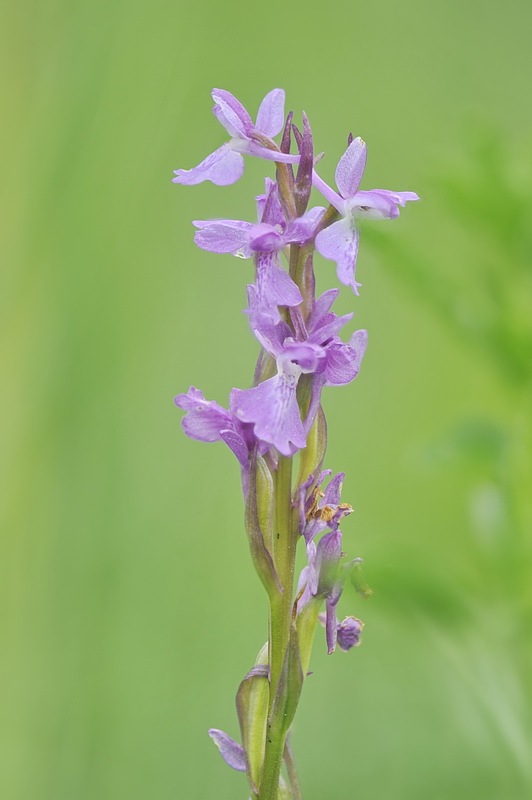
256,178 -> 285,226
208,729 -> 247,772
212,89 -> 253,138
248,223 -> 284,253
392,190 -> 420,204
173,143 -> 244,186
282,341 -> 325,374
245,283 -> 293,351
315,218 -> 361,293
315,530 -> 342,596
335,137 -> 367,199
321,472 -> 344,507
219,428 -> 250,472
309,310 -> 353,346
255,252 -> 303,309
308,289 -> 339,327
284,206 -> 326,245
350,189 -> 419,220
231,366 -> 306,457
255,89 -> 286,138
174,387 -> 233,442
324,331 -> 367,386
193,219 -> 253,255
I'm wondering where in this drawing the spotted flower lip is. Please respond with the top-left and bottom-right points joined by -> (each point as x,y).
231,343 -> 322,457
172,89 -> 299,186
313,136 -> 419,292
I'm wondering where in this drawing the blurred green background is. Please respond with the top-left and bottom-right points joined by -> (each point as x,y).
1,1 -> 531,798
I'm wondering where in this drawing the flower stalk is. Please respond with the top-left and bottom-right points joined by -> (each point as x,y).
172,87 -> 418,798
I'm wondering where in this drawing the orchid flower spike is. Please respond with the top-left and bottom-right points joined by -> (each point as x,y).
172,89 -> 299,186
313,137 -> 419,293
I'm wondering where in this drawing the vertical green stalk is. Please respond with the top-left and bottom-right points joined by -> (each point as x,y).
269,455 -> 295,696
260,455 -> 298,800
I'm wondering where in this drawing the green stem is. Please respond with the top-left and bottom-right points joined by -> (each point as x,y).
269,455 -> 295,696
259,232 -> 328,798
260,455 -> 298,800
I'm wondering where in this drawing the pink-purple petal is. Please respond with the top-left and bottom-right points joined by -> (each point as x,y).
315,218 -> 361,293
255,88 -> 286,138
335,137 -> 367,199
256,178 -> 284,226
322,472 -> 344,507
350,189 -> 420,220
211,89 -> 253,138
232,367 -> 306,457
350,329 -> 369,364
255,252 -> 303,309
391,190 -> 420,204
308,289 -> 340,327
324,336 -> 366,386
282,342 -> 325,374
249,223 -> 284,253
220,429 -> 250,472
208,729 -> 247,772
174,387 -> 234,442
309,310 -> 353,345
285,206 -> 326,245
193,219 -> 254,255
172,143 -> 244,186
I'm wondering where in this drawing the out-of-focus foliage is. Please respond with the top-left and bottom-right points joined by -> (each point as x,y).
366,131 -> 532,798
1,1 -> 531,799
367,131 -> 532,385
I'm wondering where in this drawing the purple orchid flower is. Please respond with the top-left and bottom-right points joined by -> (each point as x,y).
297,531 -> 364,654
291,288 -> 368,434
298,469 -> 353,544
234,289 -> 367,456
231,340 -> 322,457
312,137 -> 419,292
318,612 -> 364,652
172,89 -> 299,186
174,386 -> 263,494
336,616 -> 364,651
296,530 -> 344,654
193,179 -> 325,324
